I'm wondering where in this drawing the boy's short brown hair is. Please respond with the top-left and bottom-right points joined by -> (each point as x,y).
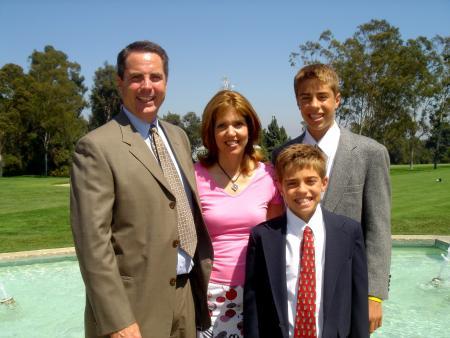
275,144 -> 327,181
294,63 -> 340,97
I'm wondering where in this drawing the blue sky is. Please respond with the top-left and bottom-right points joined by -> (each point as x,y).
1,0 -> 449,137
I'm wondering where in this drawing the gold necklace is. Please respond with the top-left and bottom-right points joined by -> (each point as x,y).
217,162 -> 242,192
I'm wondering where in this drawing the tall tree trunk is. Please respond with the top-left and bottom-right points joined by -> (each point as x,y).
433,130 -> 442,170
409,146 -> 414,170
0,139 -> 3,177
44,152 -> 48,177
433,109 -> 445,170
43,131 -> 50,176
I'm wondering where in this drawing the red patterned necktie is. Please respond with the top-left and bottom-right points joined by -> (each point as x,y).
294,225 -> 317,338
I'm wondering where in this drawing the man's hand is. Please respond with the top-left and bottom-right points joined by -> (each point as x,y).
368,300 -> 383,334
110,322 -> 142,338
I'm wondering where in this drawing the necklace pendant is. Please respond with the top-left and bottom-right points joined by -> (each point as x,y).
231,183 -> 239,192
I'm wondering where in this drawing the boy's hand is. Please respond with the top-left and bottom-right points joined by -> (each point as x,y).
368,300 -> 382,333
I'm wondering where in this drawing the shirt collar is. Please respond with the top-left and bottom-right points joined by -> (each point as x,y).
286,204 -> 323,237
122,105 -> 158,139
304,122 -> 340,160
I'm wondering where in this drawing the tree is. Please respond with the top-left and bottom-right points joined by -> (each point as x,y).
397,37 -> 436,168
427,111 -> 450,166
0,64 -> 32,176
262,116 -> 289,160
289,19 -> 447,165
425,35 -> 450,168
162,111 -> 202,151
182,112 -> 202,150
89,62 -> 121,130
162,112 -> 182,127
27,45 -> 88,176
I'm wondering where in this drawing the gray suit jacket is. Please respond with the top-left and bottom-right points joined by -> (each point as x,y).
70,111 -> 213,337
273,127 -> 391,299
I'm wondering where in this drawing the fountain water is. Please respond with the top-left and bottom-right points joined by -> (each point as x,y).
0,281 -> 15,305
430,246 -> 450,287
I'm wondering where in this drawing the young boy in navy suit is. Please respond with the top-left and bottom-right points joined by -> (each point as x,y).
244,144 -> 368,338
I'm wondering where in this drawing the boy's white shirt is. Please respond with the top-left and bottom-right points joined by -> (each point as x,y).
303,121 -> 340,180
286,204 -> 326,338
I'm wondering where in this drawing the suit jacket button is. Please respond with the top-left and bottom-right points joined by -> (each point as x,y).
169,278 -> 176,286
169,201 -> 176,209
172,240 -> 180,248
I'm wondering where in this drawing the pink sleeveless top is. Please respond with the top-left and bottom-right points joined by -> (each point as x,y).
194,162 -> 282,285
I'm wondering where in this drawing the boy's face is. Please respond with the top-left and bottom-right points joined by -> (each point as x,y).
296,78 -> 340,141
277,165 -> 328,222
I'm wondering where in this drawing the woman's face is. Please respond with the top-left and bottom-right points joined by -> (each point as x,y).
214,108 -> 249,158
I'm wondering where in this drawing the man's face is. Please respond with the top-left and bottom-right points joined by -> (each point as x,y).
117,52 -> 167,123
278,165 -> 328,222
296,78 -> 340,141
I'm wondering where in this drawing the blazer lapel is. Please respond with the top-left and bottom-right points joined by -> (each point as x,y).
261,216 -> 289,331
115,112 -> 172,193
322,209 -> 349,324
294,128 -> 355,212
322,128 -> 356,212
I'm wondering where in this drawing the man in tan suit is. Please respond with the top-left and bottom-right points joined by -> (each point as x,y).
70,41 -> 213,338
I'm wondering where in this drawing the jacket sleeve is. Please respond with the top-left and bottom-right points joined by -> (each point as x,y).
350,222 -> 369,338
244,230 -> 260,338
363,144 -> 392,299
70,136 -> 135,335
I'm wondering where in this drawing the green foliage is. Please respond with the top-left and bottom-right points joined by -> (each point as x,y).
424,35 -> 450,168
162,112 -> 183,127
290,19 -> 449,166
27,46 -> 88,176
88,62 -> 121,130
1,154 -> 23,175
0,64 -> 30,176
182,112 -> 202,150
0,46 -> 88,176
427,115 -> 450,164
162,111 -> 202,150
262,116 -> 290,160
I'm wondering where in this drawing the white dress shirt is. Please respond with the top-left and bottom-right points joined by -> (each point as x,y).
303,121 -> 340,180
123,107 -> 194,274
286,204 -> 326,338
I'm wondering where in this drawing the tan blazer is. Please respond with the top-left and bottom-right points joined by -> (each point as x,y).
70,111 -> 213,337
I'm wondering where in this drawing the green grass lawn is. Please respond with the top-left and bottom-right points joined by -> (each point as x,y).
0,164 -> 449,253
390,163 -> 450,235
0,176 -> 72,252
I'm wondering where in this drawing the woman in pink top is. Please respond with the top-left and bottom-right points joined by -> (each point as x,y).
195,90 -> 283,337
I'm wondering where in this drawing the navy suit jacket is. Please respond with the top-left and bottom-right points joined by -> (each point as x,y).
244,208 -> 369,338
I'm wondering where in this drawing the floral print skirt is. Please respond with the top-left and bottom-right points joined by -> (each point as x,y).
198,282 -> 244,338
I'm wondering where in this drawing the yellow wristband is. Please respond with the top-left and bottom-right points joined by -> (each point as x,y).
368,296 -> 382,303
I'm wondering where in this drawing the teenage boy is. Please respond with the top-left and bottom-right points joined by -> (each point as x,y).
245,144 -> 368,338
273,64 -> 391,333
